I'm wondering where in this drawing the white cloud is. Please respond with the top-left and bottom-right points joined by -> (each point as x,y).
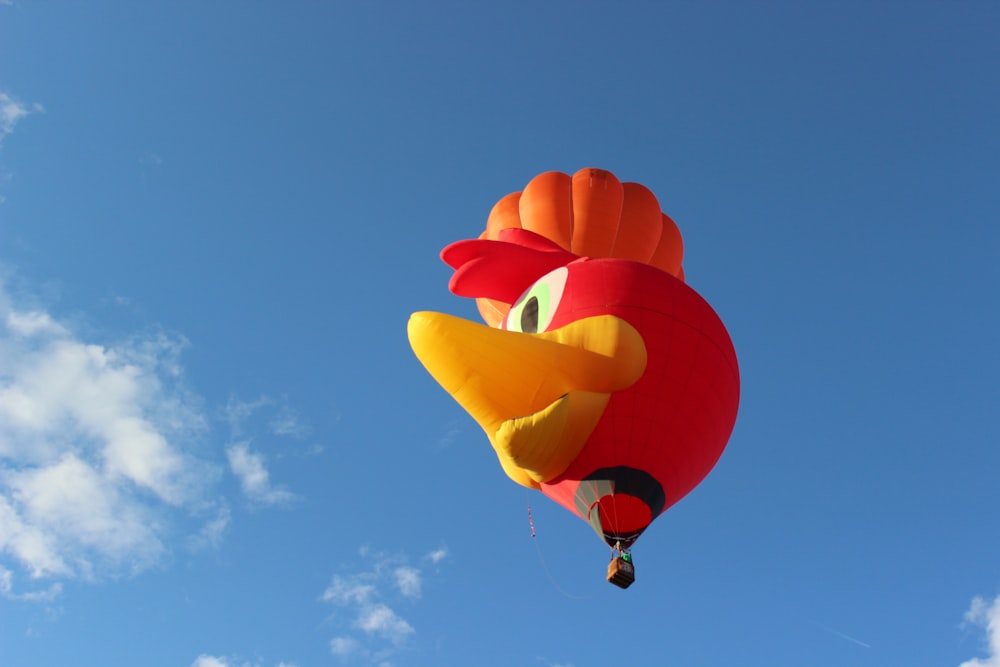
435,419 -> 464,449
425,547 -> 448,564
5,310 -> 66,337
356,603 -> 414,644
962,595 -> 1000,667
330,636 -> 362,656
187,504 -> 231,551
322,575 -> 376,606
268,405 -> 309,438
393,566 -> 421,599
5,454 -> 164,576
192,657 -> 229,667
226,443 -> 296,507
0,320 -> 210,501
223,396 -> 310,441
189,655 -> 297,667
222,396 -> 312,504
0,564 -> 61,601
223,396 -> 272,438
323,547 -> 446,662
0,91 -> 41,149
0,282 -> 220,586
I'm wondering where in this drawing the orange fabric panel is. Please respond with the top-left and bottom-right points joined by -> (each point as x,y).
476,298 -> 506,328
519,171 -> 573,250
477,169 -> 688,326
649,213 -> 684,277
485,191 -> 522,240
570,168 -> 624,258
612,182 -> 663,262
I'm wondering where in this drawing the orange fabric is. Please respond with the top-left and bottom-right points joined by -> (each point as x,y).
474,168 -> 688,324
649,213 -> 684,278
476,298 -> 506,328
518,171 -> 573,250
612,182 -> 663,262
485,192 -> 522,241
570,168 -> 624,258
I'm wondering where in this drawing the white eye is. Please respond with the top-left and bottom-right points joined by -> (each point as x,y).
504,267 -> 568,334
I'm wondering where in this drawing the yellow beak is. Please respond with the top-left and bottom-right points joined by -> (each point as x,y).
407,311 -> 647,488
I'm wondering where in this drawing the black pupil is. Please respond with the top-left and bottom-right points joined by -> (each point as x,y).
520,296 -> 539,333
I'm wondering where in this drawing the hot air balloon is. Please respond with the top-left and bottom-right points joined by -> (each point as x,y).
408,168 -> 739,588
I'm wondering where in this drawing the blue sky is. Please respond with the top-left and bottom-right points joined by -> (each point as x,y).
1,2 -> 998,666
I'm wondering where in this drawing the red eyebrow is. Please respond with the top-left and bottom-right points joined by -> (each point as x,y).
441,229 -> 580,304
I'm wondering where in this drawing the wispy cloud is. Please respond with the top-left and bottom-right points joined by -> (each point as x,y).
226,443 -> 297,507
329,636 -> 363,657
187,504 -> 232,551
0,565 -> 61,601
221,395 -> 310,506
223,396 -> 273,439
961,594 -> 1000,667
190,655 -> 298,667
435,419 -> 465,449
192,657 -> 229,667
268,405 -> 310,439
817,623 -> 871,649
393,566 -> 421,599
0,91 -> 42,149
355,603 -> 415,643
322,547 -> 447,663
223,396 -> 310,441
425,546 -> 448,565
0,281 -> 220,591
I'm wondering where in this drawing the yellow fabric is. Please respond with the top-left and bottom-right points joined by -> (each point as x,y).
407,312 -> 647,487
494,390 -> 610,483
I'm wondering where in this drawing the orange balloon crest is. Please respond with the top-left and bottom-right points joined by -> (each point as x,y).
476,168 -> 685,327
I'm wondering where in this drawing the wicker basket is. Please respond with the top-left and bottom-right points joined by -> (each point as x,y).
607,556 -> 635,589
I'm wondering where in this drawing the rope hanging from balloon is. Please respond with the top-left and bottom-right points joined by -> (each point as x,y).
525,493 -> 589,600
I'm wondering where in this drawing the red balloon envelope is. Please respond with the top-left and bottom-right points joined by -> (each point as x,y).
408,168 -> 740,558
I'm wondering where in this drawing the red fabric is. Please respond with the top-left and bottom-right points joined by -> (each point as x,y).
442,230 -> 579,305
536,260 -> 740,536
441,230 -> 740,544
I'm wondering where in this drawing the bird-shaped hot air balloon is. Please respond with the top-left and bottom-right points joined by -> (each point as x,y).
408,169 -> 740,588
